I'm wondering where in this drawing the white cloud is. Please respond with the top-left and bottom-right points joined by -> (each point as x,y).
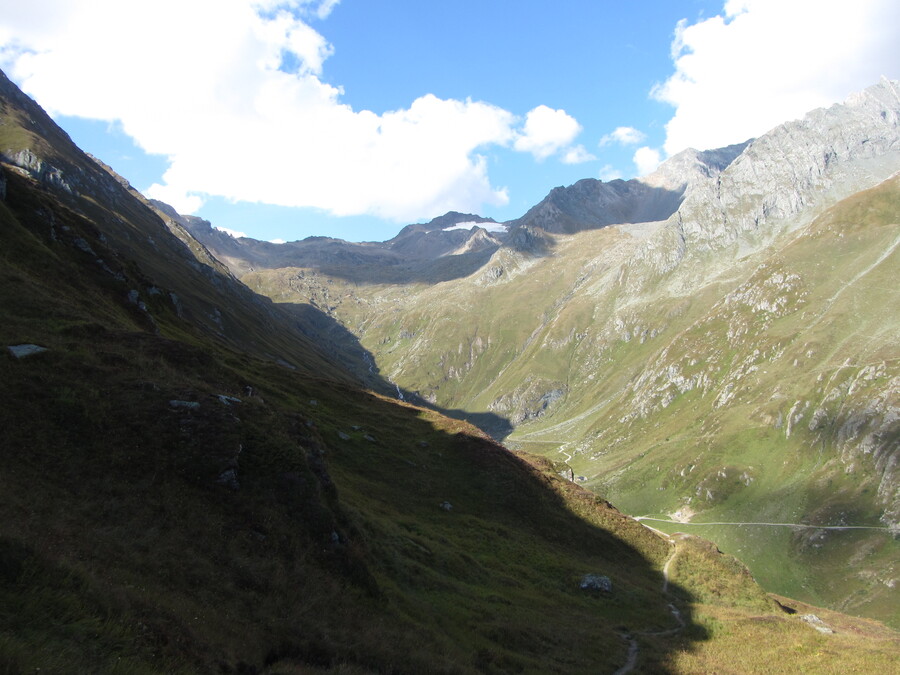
0,0 -> 523,222
259,9 -> 334,75
654,0 -> 900,155
599,126 -> 646,147
269,238 -> 286,244
561,145 -> 596,164
513,105 -> 582,160
309,0 -> 341,20
145,181 -> 205,215
215,226 -> 248,239
254,0 -> 341,20
598,164 -> 623,181
633,147 -> 662,176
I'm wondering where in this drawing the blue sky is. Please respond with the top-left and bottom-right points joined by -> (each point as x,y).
2,1 -> 898,242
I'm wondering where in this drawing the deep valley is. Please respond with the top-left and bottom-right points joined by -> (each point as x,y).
1,69 -> 899,673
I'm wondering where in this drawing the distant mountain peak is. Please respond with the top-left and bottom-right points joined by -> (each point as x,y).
419,210 -> 498,232
639,141 -> 751,191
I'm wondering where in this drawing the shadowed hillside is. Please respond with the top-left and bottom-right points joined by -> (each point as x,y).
2,69 -> 899,673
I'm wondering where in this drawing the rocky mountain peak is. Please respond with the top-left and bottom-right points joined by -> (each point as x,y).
427,210 -> 498,231
843,75 -> 900,120
505,141 -> 753,237
640,141 -> 751,192
508,175 -> 686,235
663,77 -> 900,260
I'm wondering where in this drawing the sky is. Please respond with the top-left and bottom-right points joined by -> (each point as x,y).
1,1 -> 898,243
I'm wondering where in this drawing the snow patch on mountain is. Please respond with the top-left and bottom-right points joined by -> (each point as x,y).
443,221 -> 508,233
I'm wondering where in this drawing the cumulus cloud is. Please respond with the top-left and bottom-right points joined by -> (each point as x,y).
0,0 -> 530,222
654,0 -> 900,155
561,145 -> 596,165
598,126 -> 646,147
633,147 -> 662,176
513,105 -> 583,160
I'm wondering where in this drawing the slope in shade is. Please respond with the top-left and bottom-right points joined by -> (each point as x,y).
0,67 -> 694,673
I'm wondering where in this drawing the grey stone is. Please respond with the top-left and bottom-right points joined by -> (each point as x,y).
800,614 -> 834,633
169,400 -> 200,410
7,344 -> 48,359
439,501 -> 453,511
580,574 -> 612,593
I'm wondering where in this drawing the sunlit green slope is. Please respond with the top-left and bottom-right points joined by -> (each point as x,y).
241,172 -> 899,628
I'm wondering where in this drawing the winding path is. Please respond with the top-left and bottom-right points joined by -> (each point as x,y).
613,532 -> 686,675
611,514 -> 894,671
633,516 -> 893,532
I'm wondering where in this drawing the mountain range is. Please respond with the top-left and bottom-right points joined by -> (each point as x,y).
1,67 -> 899,673
181,78 -> 900,627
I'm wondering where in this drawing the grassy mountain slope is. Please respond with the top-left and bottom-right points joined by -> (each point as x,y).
237,174 -> 900,626
0,71 -> 357,384
2,70 -> 899,672
0,84 -> 683,673
4,171 -> 898,674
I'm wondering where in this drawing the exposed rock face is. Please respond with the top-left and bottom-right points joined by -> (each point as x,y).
654,78 -> 900,265
3,148 -> 76,194
508,177 -> 684,235
490,380 -> 567,425
641,142 -> 751,192
506,142 -> 750,237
